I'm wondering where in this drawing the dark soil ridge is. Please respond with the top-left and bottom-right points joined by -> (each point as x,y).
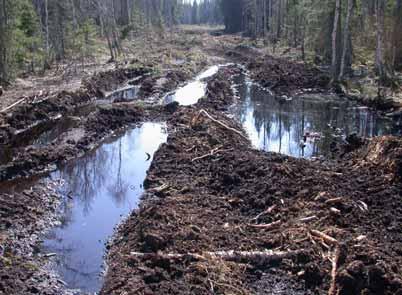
0,67 -> 150,146
0,180 -> 71,295
0,102 -> 178,182
226,44 -> 400,112
101,70 -> 402,295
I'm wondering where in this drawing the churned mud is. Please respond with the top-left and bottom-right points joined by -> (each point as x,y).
101,71 -> 402,294
1,28 -> 401,295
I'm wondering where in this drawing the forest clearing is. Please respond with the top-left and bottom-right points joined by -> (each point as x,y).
0,1 -> 402,295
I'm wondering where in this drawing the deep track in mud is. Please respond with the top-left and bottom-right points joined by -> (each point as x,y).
1,34 -> 402,295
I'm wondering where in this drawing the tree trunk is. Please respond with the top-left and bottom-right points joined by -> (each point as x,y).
392,0 -> 402,70
339,0 -> 355,79
331,0 -> 341,82
375,0 -> 388,84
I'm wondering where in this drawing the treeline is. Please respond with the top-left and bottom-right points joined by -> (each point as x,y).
181,0 -> 222,25
0,0 -> 222,84
221,0 -> 402,84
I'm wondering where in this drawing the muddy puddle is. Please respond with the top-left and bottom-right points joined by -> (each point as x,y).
41,122 -> 167,293
229,73 -> 401,158
102,85 -> 141,103
164,65 -> 220,105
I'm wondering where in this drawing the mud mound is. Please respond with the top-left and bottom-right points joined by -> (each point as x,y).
102,102 -> 402,294
82,67 -> 150,97
139,70 -> 190,99
248,56 -> 330,95
359,136 -> 402,182
0,67 -> 149,147
0,183 -> 65,295
0,103 -> 169,181
198,65 -> 241,110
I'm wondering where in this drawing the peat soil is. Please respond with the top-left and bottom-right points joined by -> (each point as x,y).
101,68 -> 402,295
225,43 -> 401,113
0,38 -> 208,294
0,31 -> 401,295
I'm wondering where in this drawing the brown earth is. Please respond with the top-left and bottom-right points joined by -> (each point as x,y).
0,27 -> 401,295
101,70 -> 402,295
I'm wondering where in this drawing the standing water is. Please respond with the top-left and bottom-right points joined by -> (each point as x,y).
230,73 -> 401,158
164,65 -> 220,105
42,123 -> 167,293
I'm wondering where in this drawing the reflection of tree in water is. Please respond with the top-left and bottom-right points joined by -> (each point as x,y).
53,241 -> 100,290
58,134 -> 130,215
232,74 -> 395,157
106,138 -> 129,206
61,145 -> 110,215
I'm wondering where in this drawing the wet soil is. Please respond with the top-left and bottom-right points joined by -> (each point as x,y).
1,28 -> 401,295
101,71 -> 402,295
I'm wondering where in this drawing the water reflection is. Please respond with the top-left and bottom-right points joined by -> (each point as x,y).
106,85 -> 140,103
42,122 -> 167,293
231,74 -> 400,158
164,65 -> 220,106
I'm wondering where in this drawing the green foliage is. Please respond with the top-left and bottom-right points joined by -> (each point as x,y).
67,19 -> 98,60
2,0 -> 43,76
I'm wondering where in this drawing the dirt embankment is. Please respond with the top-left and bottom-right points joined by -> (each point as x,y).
0,180 -> 67,295
101,71 -> 402,295
224,45 -> 331,96
0,67 -> 150,146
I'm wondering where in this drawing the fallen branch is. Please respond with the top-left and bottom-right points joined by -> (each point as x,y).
328,245 -> 341,295
299,215 -> 318,223
194,109 -> 248,140
310,230 -> 338,245
192,146 -> 223,162
248,220 -> 281,230
324,197 -> 343,205
251,205 -> 277,221
130,249 -> 300,264
0,97 -> 26,113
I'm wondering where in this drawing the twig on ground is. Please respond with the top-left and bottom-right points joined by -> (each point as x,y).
192,146 -> 223,162
0,97 -> 26,113
130,249 -> 300,264
310,230 -> 338,245
248,220 -> 281,230
299,215 -> 318,222
251,205 -> 277,221
328,245 -> 341,295
193,109 -> 248,140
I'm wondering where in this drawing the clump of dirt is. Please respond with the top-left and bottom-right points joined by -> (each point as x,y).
101,71 -> 402,294
82,67 -> 150,98
0,67 -> 150,147
224,46 -> 330,96
248,56 -> 330,95
0,181 -> 68,295
355,136 -> 402,182
198,65 -> 242,110
138,70 -> 191,99
0,102 -> 173,181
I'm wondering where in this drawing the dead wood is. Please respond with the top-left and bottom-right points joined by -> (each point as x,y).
248,220 -> 281,230
299,215 -> 318,222
130,249 -> 300,264
192,146 -> 223,162
251,205 -> 277,221
310,230 -> 338,245
0,97 -> 26,113
328,246 -> 341,295
193,109 -> 248,140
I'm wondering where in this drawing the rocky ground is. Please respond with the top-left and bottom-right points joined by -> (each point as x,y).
0,27 -> 401,295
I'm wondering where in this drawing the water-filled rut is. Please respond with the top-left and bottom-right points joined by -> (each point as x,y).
42,123 -> 167,293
